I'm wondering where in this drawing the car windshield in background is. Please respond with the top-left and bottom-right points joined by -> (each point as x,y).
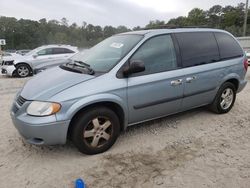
71,34 -> 143,72
24,47 -> 43,56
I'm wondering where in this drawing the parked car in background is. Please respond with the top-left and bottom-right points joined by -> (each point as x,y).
16,49 -> 31,56
4,49 -> 17,53
1,44 -> 78,77
245,50 -> 250,65
10,29 -> 247,155
33,49 -> 88,74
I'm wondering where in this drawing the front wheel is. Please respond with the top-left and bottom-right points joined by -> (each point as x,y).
210,82 -> 236,114
16,64 -> 31,77
71,107 -> 120,155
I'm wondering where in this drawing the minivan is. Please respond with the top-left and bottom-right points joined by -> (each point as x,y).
11,29 -> 248,155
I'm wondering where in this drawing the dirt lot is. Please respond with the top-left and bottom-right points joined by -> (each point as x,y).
0,71 -> 250,188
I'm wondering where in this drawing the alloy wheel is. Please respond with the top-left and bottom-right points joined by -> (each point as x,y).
17,66 -> 29,77
220,88 -> 234,110
83,116 -> 113,148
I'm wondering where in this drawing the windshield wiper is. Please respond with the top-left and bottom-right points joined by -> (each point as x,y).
68,60 -> 95,75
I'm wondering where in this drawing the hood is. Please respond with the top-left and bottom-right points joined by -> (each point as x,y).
3,53 -> 22,61
13,55 -> 28,64
20,66 -> 95,100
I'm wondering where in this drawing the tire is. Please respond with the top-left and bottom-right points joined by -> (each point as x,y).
71,107 -> 120,155
16,64 -> 31,77
210,82 -> 236,114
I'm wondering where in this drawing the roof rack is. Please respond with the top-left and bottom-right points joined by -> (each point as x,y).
143,25 -> 211,30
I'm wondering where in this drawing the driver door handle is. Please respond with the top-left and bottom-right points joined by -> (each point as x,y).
171,79 -> 183,86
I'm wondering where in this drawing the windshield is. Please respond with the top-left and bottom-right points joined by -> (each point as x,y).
71,34 -> 143,72
25,46 -> 43,56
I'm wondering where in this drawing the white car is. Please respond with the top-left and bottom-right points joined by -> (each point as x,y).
1,45 -> 78,77
1,52 -> 22,61
1,52 -> 22,68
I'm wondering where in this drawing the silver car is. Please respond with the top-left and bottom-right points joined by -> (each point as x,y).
11,29 -> 248,155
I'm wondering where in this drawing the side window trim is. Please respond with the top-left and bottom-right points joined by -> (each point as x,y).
171,33 -> 183,68
212,32 -> 221,60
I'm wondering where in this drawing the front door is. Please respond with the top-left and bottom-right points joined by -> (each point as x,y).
127,34 -> 184,124
30,48 -> 54,67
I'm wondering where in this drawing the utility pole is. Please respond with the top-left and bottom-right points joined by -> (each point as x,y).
243,0 -> 249,36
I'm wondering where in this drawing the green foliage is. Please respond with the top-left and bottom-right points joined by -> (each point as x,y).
187,8 -> 206,26
0,2 -> 248,49
0,17 -> 130,50
152,3 -> 247,37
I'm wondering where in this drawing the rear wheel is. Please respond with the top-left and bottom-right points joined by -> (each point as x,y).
71,107 -> 120,155
210,82 -> 236,114
16,64 -> 31,77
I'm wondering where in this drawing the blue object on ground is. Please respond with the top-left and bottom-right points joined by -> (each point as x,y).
75,178 -> 85,188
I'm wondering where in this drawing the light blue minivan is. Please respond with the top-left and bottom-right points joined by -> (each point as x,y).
11,29 -> 248,154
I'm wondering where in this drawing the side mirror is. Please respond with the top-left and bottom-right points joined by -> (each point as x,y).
123,60 -> 145,76
33,54 -> 38,58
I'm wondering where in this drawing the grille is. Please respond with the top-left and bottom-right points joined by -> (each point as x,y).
16,95 -> 27,107
2,60 -> 14,66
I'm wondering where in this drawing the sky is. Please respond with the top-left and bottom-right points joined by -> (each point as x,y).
0,0 -> 241,28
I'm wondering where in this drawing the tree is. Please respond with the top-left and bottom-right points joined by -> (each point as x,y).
0,3 -> 248,50
103,26 -> 116,37
167,16 -> 189,27
133,26 -> 142,31
145,20 -> 165,29
61,17 -> 69,27
187,8 -> 206,26
116,25 -> 130,33
206,5 -> 223,27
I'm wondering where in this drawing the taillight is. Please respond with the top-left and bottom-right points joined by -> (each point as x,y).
244,58 -> 248,71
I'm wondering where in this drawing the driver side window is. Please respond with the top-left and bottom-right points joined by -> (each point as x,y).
130,35 -> 177,76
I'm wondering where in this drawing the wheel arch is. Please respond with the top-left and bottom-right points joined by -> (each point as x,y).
66,97 -> 128,139
220,73 -> 240,91
15,62 -> 33,75
225,78 -> 239,91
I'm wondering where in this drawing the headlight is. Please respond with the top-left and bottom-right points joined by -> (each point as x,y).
27,101 -> 61,116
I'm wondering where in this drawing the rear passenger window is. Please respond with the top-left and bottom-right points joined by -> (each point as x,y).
175,32 -> 220,67
63,48 -> 75,53
52,48 -> 74,54
130,35 -> 177,75
214,32 -> 243,60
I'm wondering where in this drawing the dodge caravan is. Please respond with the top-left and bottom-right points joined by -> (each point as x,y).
11,29 -> 248,154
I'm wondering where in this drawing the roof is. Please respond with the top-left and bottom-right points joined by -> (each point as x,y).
119,28 -> 227,36
39,44 -> 77,49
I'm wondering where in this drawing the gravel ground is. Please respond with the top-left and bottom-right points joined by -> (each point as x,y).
0,71 -> 250,188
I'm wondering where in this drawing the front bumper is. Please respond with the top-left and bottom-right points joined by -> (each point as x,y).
1,65 -> 16,76
10,102 -> 70,145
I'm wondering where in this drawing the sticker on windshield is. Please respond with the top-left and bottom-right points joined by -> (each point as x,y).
110,42 -> 124,48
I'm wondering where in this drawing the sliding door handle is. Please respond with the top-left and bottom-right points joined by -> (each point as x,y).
186,76 -> 197,83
